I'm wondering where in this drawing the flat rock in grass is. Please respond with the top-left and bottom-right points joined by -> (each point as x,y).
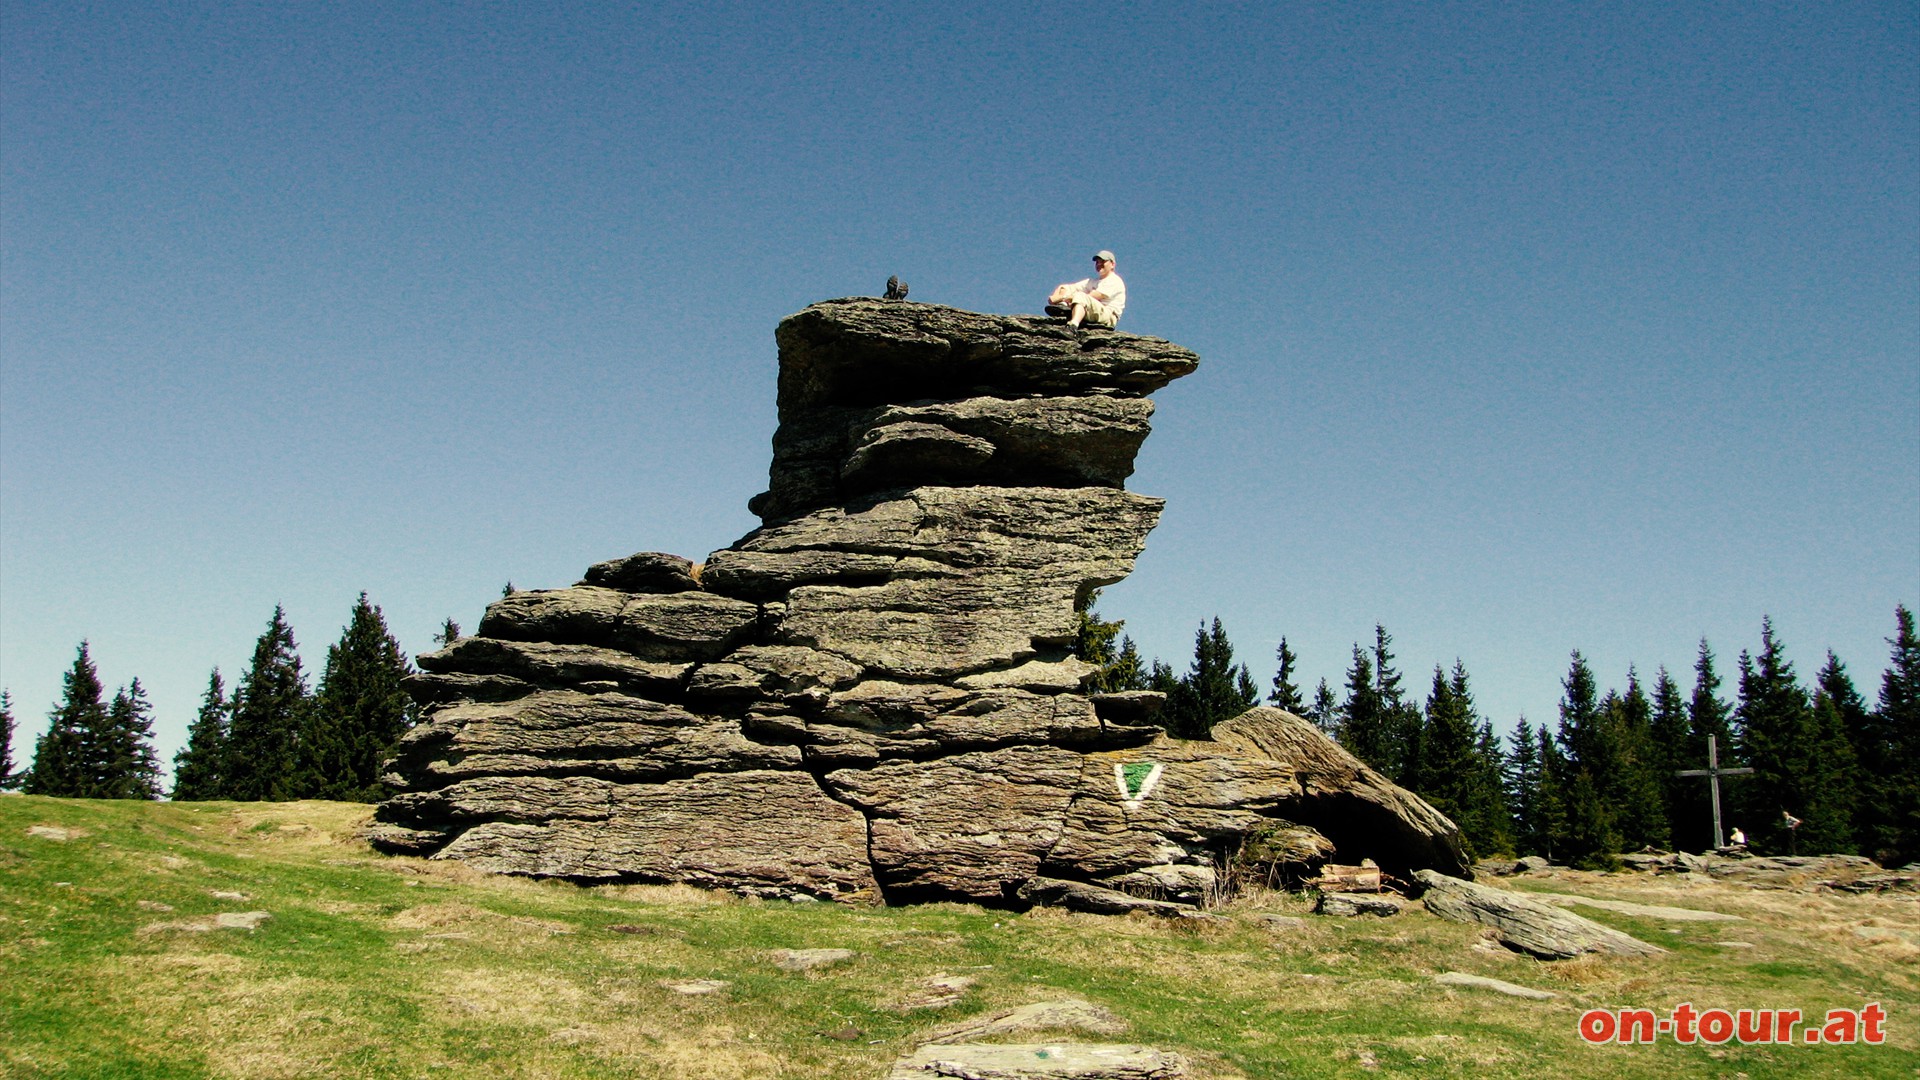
141,911 -> 272,934
1529,891 -> 1742,923
215,911 -> 272,930
1433,971 -> 1556,1000
1414,870 -> 1666,960
926,999 -> 1129,1044
659,978 -> 729,995
1675,852 -> 1883,889
1315,891 -> 1403,917
1854,926 -> 1920,945
894,973 -> 978,1011
25,825 -> 79,841
771,947 -> 856,971
1251,914 -> 1307,931
1824,873 -> 1918,894
886,1042 -> 1189,1079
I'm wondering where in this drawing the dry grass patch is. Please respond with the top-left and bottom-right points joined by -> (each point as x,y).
433,966 -> 594,1025
577,1022 -> 791,1080
597,881 -> 745,906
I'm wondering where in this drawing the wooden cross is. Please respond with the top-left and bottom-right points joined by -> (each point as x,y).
1675,734 -> 1754,850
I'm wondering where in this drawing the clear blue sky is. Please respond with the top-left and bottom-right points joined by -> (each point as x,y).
4,2 -> 1915,776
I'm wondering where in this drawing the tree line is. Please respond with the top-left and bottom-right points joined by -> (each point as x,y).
1079,599 -> 1920,868
2,594 -> 418,803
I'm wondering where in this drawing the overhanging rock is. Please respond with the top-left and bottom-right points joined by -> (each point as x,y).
372,298 -> 1470,906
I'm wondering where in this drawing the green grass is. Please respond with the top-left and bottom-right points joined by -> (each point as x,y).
1,795 -> 1915,1078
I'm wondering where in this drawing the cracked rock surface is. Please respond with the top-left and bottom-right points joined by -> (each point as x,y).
372,299 -> 1470,905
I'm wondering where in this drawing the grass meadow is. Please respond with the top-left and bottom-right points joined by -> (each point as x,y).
1,795 -> 1915,1078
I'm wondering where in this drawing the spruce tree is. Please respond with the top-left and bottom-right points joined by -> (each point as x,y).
25,644 -> 106,797
0,691 -> 15,790
1554,652 -> 1621,868
1678,640 -> 1738,853
1556,652 -> 1607,773
433,618 -> 462,647
1371,626 -> 1422,784
1601,672 -> 1670,851
1074,592 -> 1147,692
225,606 -> 311,801
300,593 -> 417,801
1506,719 -> 1544,854
171,669 -> 231,801
1148,659 -> 1179,696
100,680 -> 163,800
1561,771 -> 1620,870
1268,638 -> 1305,713
1415,662 -> 1512,857
1093,637 -> 1148,692
1073,590 -> 1123,673
1648,668 -> 1692,848
1805,653 -> 1862,854
1532,725 -> 1570,862
1304,678 -> 1339,736
1473,719 -> 1515,855
1873,605 -> 1920,864
1336,644 -> 1389,770
1735,619 -> 1850,853
1161,618 -> 1258,739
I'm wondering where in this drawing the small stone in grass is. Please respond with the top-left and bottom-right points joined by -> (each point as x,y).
771,948 -> 855,972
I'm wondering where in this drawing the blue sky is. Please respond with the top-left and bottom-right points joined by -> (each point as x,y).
3,2 -> 1915,774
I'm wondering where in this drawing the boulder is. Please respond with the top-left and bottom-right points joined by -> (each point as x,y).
580,551 -> 702,593
374,300 -> 1470,908
886,1043 -> 1189,1080
1414,870 -> 1666,959
924,999 -> 1129,1043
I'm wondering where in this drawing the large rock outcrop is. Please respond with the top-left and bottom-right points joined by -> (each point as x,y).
373,299 -> 1470,906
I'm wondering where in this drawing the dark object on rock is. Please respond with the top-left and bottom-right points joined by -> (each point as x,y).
373,300 -> 1470,907
884,276 -> 909,301
1413,869 -> 1666,959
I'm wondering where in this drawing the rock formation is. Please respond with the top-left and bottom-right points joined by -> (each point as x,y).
371,298 -> 1470,907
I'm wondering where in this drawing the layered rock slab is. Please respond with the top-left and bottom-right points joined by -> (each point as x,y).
374,299 -> 1470,904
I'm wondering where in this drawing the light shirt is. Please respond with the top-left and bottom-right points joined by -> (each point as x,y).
1075,271 -> 1127,318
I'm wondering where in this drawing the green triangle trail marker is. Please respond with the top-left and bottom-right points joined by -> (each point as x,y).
1113,761 -> 1165,810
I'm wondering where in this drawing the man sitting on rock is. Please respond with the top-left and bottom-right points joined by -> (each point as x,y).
1047,250 -> 1127,329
